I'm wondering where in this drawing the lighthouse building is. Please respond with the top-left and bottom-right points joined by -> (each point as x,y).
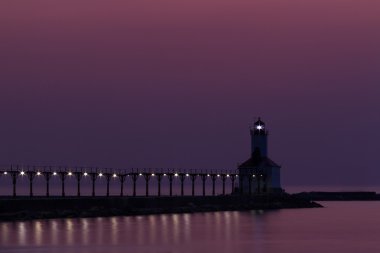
238,118 -> 282,194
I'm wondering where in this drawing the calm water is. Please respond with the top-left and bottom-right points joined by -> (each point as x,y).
1,202 -> 380,253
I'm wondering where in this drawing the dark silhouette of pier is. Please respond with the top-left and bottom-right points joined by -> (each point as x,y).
0,165 -> 243,198
0,165 -> 320,221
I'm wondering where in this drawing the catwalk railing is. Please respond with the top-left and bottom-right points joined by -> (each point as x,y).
0,165 -> 246,197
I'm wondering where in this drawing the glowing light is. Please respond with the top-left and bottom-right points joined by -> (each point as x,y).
139,173 -> 142,176
226,174 -> 230,177
217,174 -> 220,177
113,173 -> 117,178
252,175 -> 255,177
68,172 -> 72,176
186,174 -> 189,177
3,171 -> 8,175
207,174 -> 210,177
163,174 -> 167,176
84,172 -> 88,176
151,173 -> 155,176
99,173 -> 103,177
37,172 -> 41,176
20,171 -> 25,175
174,173 -> 178,177
53,172 -> 57,175
256,125 -> 263,130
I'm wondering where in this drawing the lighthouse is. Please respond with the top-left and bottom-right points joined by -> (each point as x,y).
238,118 -> 282,194
250,117 -> 268,157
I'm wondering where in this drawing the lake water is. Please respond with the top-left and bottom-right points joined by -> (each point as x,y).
1,202 -> 380,253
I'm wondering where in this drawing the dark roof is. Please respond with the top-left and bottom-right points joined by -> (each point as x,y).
254,117 -> 265,126
238,156 -> 281,168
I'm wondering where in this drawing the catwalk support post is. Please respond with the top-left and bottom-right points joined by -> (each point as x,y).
168,173 -> 174,196
58,170 -> 67,197
211,174 -> 217,196
201,174 -> 207,196
143,173 -> 151,197
119,174 -> 127,197
105,173 -> 112,197
190,174 -> 196,196
230,175 -> 236,194
43,170 -> 52,197
89,172 -> 98,197
26,169 -> 36,198
131,173 -> 138,197
179,174 -> 186,196
221,174 -> 226,195
74,171 -> 83,197
156,173 -> 163,197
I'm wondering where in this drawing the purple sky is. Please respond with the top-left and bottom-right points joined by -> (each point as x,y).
1,0 -> 380,188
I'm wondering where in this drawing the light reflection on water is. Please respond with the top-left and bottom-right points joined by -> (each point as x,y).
2,202 -> 380,253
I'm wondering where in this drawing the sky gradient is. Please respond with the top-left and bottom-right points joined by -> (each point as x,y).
1,0 -> 380,188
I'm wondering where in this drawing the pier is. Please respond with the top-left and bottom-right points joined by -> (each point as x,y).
0,165 -> 258,198
0,164 -> 321,221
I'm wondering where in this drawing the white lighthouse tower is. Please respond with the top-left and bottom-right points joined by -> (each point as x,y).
238,118 -> 282,194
